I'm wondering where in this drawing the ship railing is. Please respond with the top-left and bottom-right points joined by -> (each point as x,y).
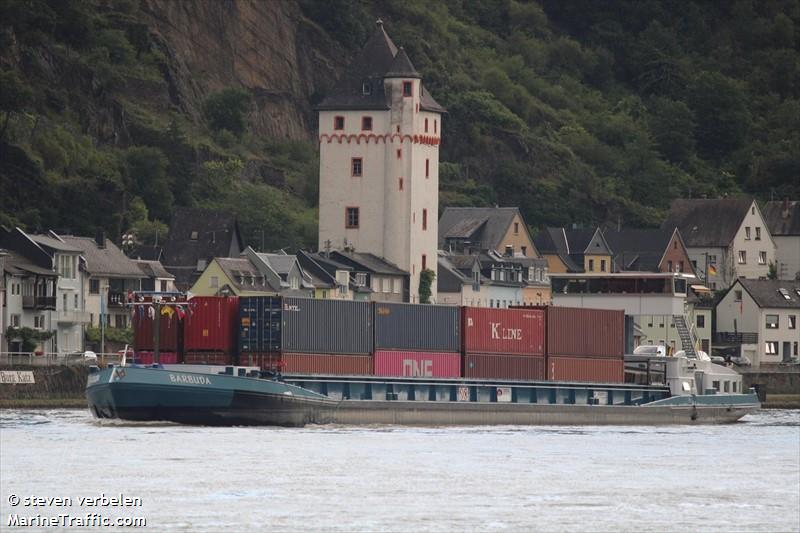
281,375 -> 672,407
0,351 -> 123,367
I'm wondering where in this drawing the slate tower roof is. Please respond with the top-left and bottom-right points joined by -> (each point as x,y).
317,20 -> 444,113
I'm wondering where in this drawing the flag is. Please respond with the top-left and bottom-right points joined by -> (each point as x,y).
160,306 -> 175,318
176,305 -> 186,320
708,264 -> 717,276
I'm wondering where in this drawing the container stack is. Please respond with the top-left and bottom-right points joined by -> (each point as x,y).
373,303 -> 461,378
462,307 -> 546,380
132,312 -> 181,364
544,306 -> 624,383
183,296 -> 239,365
239,297 -> 374,375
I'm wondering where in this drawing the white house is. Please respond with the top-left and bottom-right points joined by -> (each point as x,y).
763,200 -> 800,281
59,234 -> 146,329
716,278 -> 799,366
438,252 -> 543,308
662,198 -> 776,290
316,20 -> 444,303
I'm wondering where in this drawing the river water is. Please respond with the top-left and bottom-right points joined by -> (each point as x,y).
1,409 -> 798,532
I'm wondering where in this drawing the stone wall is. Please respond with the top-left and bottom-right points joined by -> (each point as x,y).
0,366 -> 88,401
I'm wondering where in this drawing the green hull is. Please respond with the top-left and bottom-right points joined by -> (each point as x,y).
86,366 -> 760,426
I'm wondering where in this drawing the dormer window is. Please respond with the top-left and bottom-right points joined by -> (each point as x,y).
361,116 -> 372,131
362,81 -> 372,95
190,231 -> 199,241
334,116 -> 345,130
403,81 -> 413,97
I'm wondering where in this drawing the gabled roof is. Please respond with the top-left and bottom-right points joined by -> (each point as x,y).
661,198 -> 753,247
730,278 -> 800,309
2,250 -> 56,277
134,260 -> 174,280
163,207 -> 243,269
330,251 -> 407,275
604,228 -> 675,272
215,257 -> 275,293
763,200 -> 800,236
533,227 -> 582,272
316,21 -> 445,113
296,251 -> 337,289
59,235 -> 145,278
29,233 -> 81,253
255,253 -> 297,277
439,207 -> 526,252
130,245 -> 163,262
385,47 -> 420,78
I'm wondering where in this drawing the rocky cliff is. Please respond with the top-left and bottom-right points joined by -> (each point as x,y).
140,0 -> 343,140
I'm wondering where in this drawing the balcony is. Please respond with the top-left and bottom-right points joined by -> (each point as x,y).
714,332 -> 758,345
107,291 -> 127,307
55,310 -> 91,324
22,295 -> 56,310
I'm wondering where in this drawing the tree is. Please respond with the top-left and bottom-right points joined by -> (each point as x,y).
767,261 -> 777,280
418,269 -> 436,304
687,71 -> 751,160
0,70 -> 33,143
122,146 -> 173,221
203,88 -> 251,137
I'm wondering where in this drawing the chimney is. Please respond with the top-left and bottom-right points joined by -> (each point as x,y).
782,198 -> 790,219
95,230 -> 106,249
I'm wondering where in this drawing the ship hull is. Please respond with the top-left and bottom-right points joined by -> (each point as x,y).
86,366 -> 760,427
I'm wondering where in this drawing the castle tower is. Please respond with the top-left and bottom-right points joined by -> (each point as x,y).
316,20 -> 445,302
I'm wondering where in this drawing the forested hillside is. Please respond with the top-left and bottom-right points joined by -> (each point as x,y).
1,0 -> 798,251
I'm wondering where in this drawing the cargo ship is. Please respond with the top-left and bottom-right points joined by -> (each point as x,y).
86,295 -> 760,426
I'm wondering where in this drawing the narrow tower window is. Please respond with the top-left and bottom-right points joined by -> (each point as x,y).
422,254 -> 427,270
345,207 -> 360,229
399,177 -> 403,191
351,158 -> 363,177
403,81 -> 413,97
434,119 -> 437,134
424,118 -> 429,133
361,116 -> 372,131
425,159 -> 430,178
422,209 -> 428,230
334,116 -> 345,130
396,149 -> 402,159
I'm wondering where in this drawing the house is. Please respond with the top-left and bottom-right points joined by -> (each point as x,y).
134,260 -> 176,293
317,20 -> 444,302
438,207 -> 551,304
0,250 -> 5,351
327,251 -> 408,302
661,198 -> 776,289
762,200 -> 800,280
59,234 -> 146,330
1,249 -> 58,353
296,250 -> 354,300
604,228 -> 695,275
0,227 -> 88,353
552,271 -> 706,356
437,251 -> 548,308
189,256 -> 276,297
534,227 -> 613,274
245,248 -> 313,298
716,279 -> 799,366
162,207 -> 244,291
438,207 -> 539,258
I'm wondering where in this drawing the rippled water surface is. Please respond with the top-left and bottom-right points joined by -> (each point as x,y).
1,409 -> 798,532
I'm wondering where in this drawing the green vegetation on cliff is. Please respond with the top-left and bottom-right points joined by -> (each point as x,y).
1,0 -> 798,249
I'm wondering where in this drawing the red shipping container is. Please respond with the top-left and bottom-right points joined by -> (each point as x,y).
135,351 -> 179,364
374,350 -> 461,378
133,313 -> 180,352
463,353 -> 545,380
240,353 -> 373,376
462,307 -> 545,356
183,352 -> 232,365
184,296 -> 239,353
546,306 -> 624,358
547,356 -> 624,383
